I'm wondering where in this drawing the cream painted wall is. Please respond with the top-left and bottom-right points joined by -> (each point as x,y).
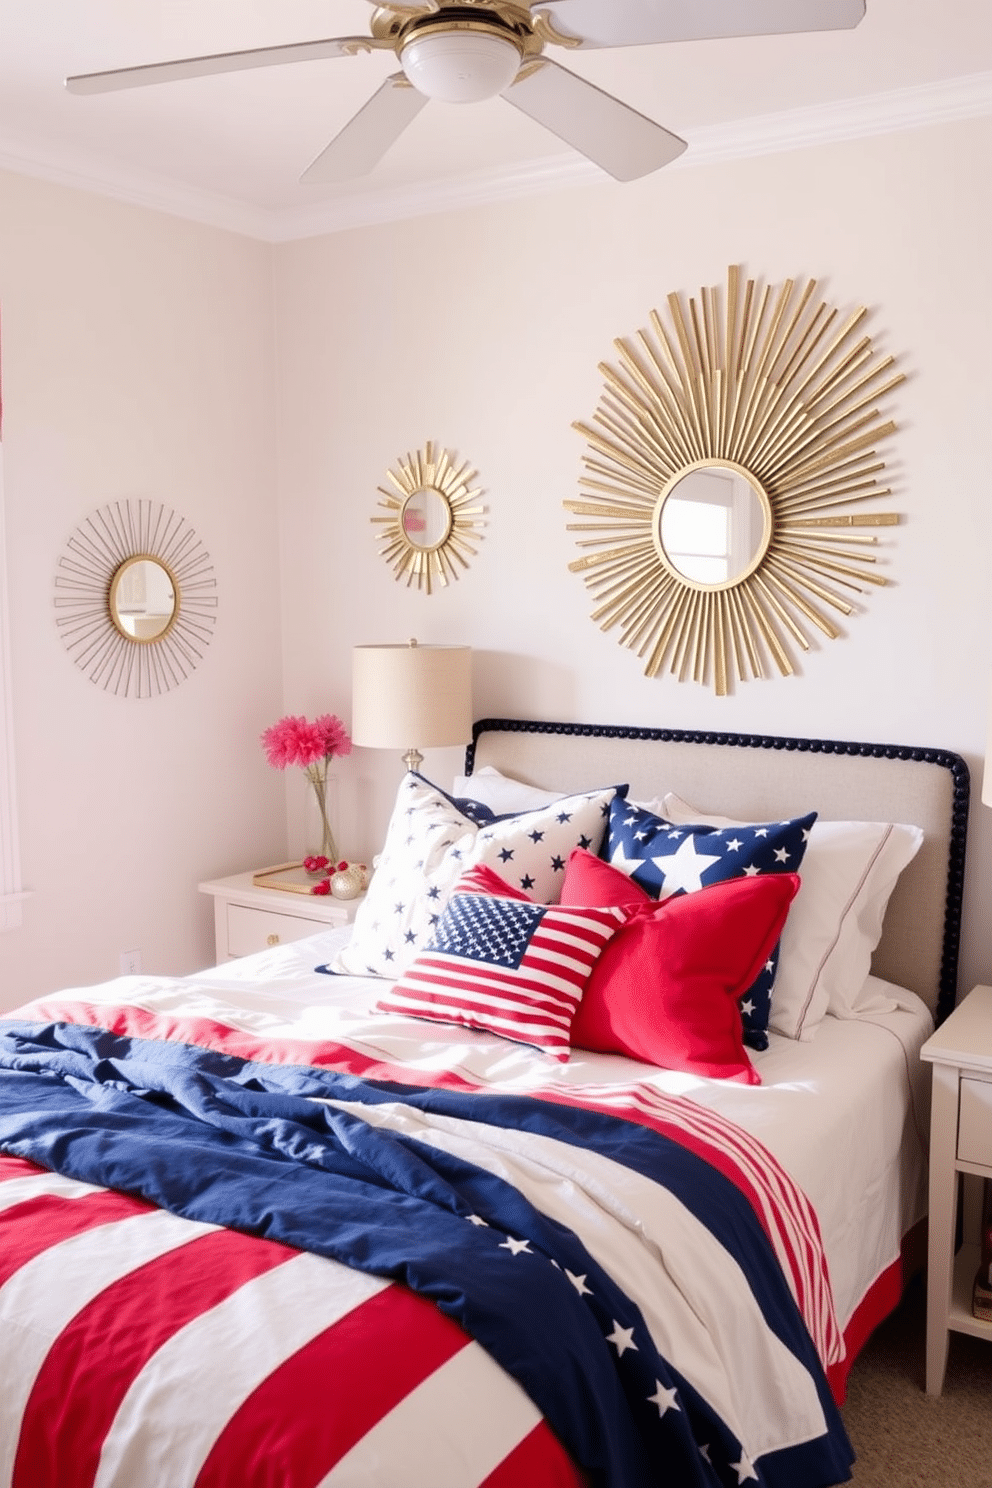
0,171 -> 288,1007
272,114 -> 992,998
1,111 -> 988,1011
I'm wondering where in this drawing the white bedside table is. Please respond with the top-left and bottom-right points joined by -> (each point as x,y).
920,984 -> 992,1394
199,868 -> 363,963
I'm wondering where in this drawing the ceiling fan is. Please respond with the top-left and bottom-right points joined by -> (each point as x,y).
65,0 -> 867,185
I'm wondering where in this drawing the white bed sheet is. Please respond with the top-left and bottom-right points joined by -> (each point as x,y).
696,986 -> 932,1333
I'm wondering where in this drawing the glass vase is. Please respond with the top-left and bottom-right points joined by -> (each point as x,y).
304,763 -> 338,867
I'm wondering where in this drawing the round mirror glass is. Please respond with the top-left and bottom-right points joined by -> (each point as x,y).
400,487 -> 453,550
109,556 -> 177,642
654,464 -> 770,587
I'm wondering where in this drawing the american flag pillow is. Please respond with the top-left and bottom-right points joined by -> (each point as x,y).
377,866 -> 629,1062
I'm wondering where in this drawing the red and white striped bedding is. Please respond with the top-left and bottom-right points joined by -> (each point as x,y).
1,1151 -> 581,1487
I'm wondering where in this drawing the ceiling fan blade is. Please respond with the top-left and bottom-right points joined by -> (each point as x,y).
356,0 -> 440,10
65,35 -> 392,95
538,0 -> 865,49
504,58 -> 685,180
300,74 -> 428,183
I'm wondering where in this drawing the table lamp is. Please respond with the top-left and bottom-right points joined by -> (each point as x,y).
351,639 -> 472,773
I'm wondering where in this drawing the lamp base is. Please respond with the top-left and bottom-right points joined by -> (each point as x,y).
402,747 -> 424,774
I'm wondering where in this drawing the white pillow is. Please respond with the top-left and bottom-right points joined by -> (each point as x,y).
451,765 -> 566,814
660,792 -> 924,1040
332,772 -> 619,979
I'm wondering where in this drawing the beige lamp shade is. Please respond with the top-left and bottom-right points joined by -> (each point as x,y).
352,640 -> 472,771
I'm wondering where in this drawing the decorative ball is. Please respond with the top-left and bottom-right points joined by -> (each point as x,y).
330,863 -> 366,900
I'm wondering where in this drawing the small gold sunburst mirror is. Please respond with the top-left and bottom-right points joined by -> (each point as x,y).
372,441 -> 486,594
565,266 -> 904,695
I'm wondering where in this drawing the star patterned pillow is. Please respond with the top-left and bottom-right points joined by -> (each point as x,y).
331,772 -> 622,980
603,796 -> 816,1050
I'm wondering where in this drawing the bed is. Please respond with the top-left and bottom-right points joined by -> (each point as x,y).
0,717 -> 970,1488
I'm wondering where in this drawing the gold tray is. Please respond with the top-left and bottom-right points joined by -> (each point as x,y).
251,861 -> 323,896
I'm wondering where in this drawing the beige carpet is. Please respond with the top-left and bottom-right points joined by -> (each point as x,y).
839,1275 -> 992,1486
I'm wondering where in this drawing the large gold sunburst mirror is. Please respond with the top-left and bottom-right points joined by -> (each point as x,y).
565,266 -> 904,694
372,441 -> 486,594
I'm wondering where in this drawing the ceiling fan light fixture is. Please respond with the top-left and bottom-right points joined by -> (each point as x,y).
400,24 -> 522,104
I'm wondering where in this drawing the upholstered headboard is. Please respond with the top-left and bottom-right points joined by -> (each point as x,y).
465,719 -> 970,1025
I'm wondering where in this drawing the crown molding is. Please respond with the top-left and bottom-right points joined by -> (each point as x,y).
267,151 -> 595,241
278,69 -> 992,240
0,69 -> 989,243
0,134 -> 275,240
681,67 -> 992,165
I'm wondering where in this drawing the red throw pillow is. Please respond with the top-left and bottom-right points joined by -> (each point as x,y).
560,850 -> 800,1083
559,848 -> 652,909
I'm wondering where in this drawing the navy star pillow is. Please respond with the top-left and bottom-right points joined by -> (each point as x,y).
603,797 -> 816,1050
332,772 -> 623,979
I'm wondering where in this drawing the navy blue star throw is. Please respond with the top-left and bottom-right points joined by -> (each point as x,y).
603,798 -> 816,1049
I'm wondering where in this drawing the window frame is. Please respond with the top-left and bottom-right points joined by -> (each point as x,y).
0,441 -> 25,932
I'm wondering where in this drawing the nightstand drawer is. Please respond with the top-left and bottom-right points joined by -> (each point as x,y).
958,1078 -> 992,1167
226,903 -> 334,957
200,871 -> 363,964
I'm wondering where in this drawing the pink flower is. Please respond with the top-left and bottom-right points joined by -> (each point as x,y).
313,714 -> 352,761
262,711 -> 350,868
260,713 -> 352,771
311,878 -> 331,896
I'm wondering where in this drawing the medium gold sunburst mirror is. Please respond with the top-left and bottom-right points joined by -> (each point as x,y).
54,499 -> 217,698
565,266 -> 904,694
372,441 -> 486,594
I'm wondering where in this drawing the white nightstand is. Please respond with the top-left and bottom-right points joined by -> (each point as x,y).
920,984 -> 992,1394
198,868 -> 363,962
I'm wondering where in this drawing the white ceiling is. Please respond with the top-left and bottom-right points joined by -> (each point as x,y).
0,0 -> 989,241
